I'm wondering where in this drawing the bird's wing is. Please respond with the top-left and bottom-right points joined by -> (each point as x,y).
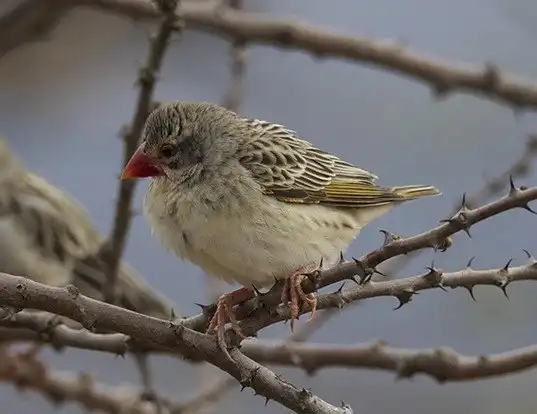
237,119 -> 409,208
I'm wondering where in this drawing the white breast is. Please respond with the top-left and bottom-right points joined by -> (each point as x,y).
143,171 -> 392,289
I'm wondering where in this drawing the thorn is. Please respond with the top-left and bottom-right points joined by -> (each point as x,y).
251,285 -> 269,310
466,256 -> 476,268
431,82 -> 451,100
435,236 -> 453,252
393,289 -> 417,310
440,210 -> 471,238
338,251 -> 345,264
352,258 -> 384,284
195,302 -> 215,316
496,280 -> 510,299
330,283 -> 347,308
460,192 -> 468,209
523,249 -> 532,259
423,262 -> 445,291
170,308 -> 176,320
349,258 -> 365,284
265,397 -> 270,406
299,388 -> 313,400
374,268 -> 388,277
252,284 -> 265,297
502,258 -> 514,272
509,174 -> 517,195
380,229 -> 401,246
482,62 -> 501,90
520,203 -> 537,215
464,285 -> 477,301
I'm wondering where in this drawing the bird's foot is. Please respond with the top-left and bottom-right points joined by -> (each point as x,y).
206,287 -> 254,359
281,263 -> 319,332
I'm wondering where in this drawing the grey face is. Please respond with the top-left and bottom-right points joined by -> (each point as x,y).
141,101 -> 241,181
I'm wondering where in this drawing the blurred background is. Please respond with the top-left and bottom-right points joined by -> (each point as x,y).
2,0 -> 537,413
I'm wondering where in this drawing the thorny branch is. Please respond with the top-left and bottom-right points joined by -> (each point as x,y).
3,0 -> 535,109
0,347 -> 163,414
241,340 -> 537,382
4,1 -> 537,109
359,131 -> 537,296
0,0 -> 71,59
0,282 -> 350,413
5,256 -> 537,382
219,0 -> 247,112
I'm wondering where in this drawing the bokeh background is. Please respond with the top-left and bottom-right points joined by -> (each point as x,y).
2,0 -> 537,412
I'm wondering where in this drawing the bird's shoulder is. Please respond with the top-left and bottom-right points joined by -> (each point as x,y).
236,118 -> 393,207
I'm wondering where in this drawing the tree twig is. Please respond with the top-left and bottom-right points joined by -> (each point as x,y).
4,257 -> 537,370
0,0 -> 71,60
102,0 -> 183,304
240,339 -> 537,382
0,276 -> 351,414
84,0 -> 537,109
4,1 -> 537,109
0,347 -> 168,414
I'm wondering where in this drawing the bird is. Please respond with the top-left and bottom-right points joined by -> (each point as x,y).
120,100 -> 441,354
0,138 -> 178,393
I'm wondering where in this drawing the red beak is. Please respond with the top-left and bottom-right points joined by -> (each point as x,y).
120,144 -> 164,180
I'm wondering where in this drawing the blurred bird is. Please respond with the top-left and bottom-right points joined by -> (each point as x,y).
0,138 -> 177,393
121,101 -> 441,353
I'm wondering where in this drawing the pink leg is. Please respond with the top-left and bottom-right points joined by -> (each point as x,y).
280,263 -> 319,332
206,287 -> 254,357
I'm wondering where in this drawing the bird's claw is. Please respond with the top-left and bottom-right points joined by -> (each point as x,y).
281,264 -> 318,331
206,287 -> 252,359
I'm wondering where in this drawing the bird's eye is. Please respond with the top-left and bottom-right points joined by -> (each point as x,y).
160,144 -> 175,158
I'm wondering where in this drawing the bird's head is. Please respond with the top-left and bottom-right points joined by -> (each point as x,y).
121,101 -> 242,184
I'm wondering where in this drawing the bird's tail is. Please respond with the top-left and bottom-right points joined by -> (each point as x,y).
390,184 -> 441,200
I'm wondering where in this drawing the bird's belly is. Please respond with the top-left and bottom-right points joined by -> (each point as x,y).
147,194 -> 360,289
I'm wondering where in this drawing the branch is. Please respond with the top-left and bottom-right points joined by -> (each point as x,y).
219,0 -> 247,112
0,276 -> 351,414
102,0 -> 183,303
0,310 -> 129,355
465,134 -> 537,209
358,131 -> 537,295
0,347 -> 164,414
84,0 -> 537,109
4,253 -> 537,383
240,339 -> 537,383
0,0 -> 71,59
5,1 -> 537,108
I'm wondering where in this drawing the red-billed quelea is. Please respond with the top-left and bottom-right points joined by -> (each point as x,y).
121,101 -> 441,353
